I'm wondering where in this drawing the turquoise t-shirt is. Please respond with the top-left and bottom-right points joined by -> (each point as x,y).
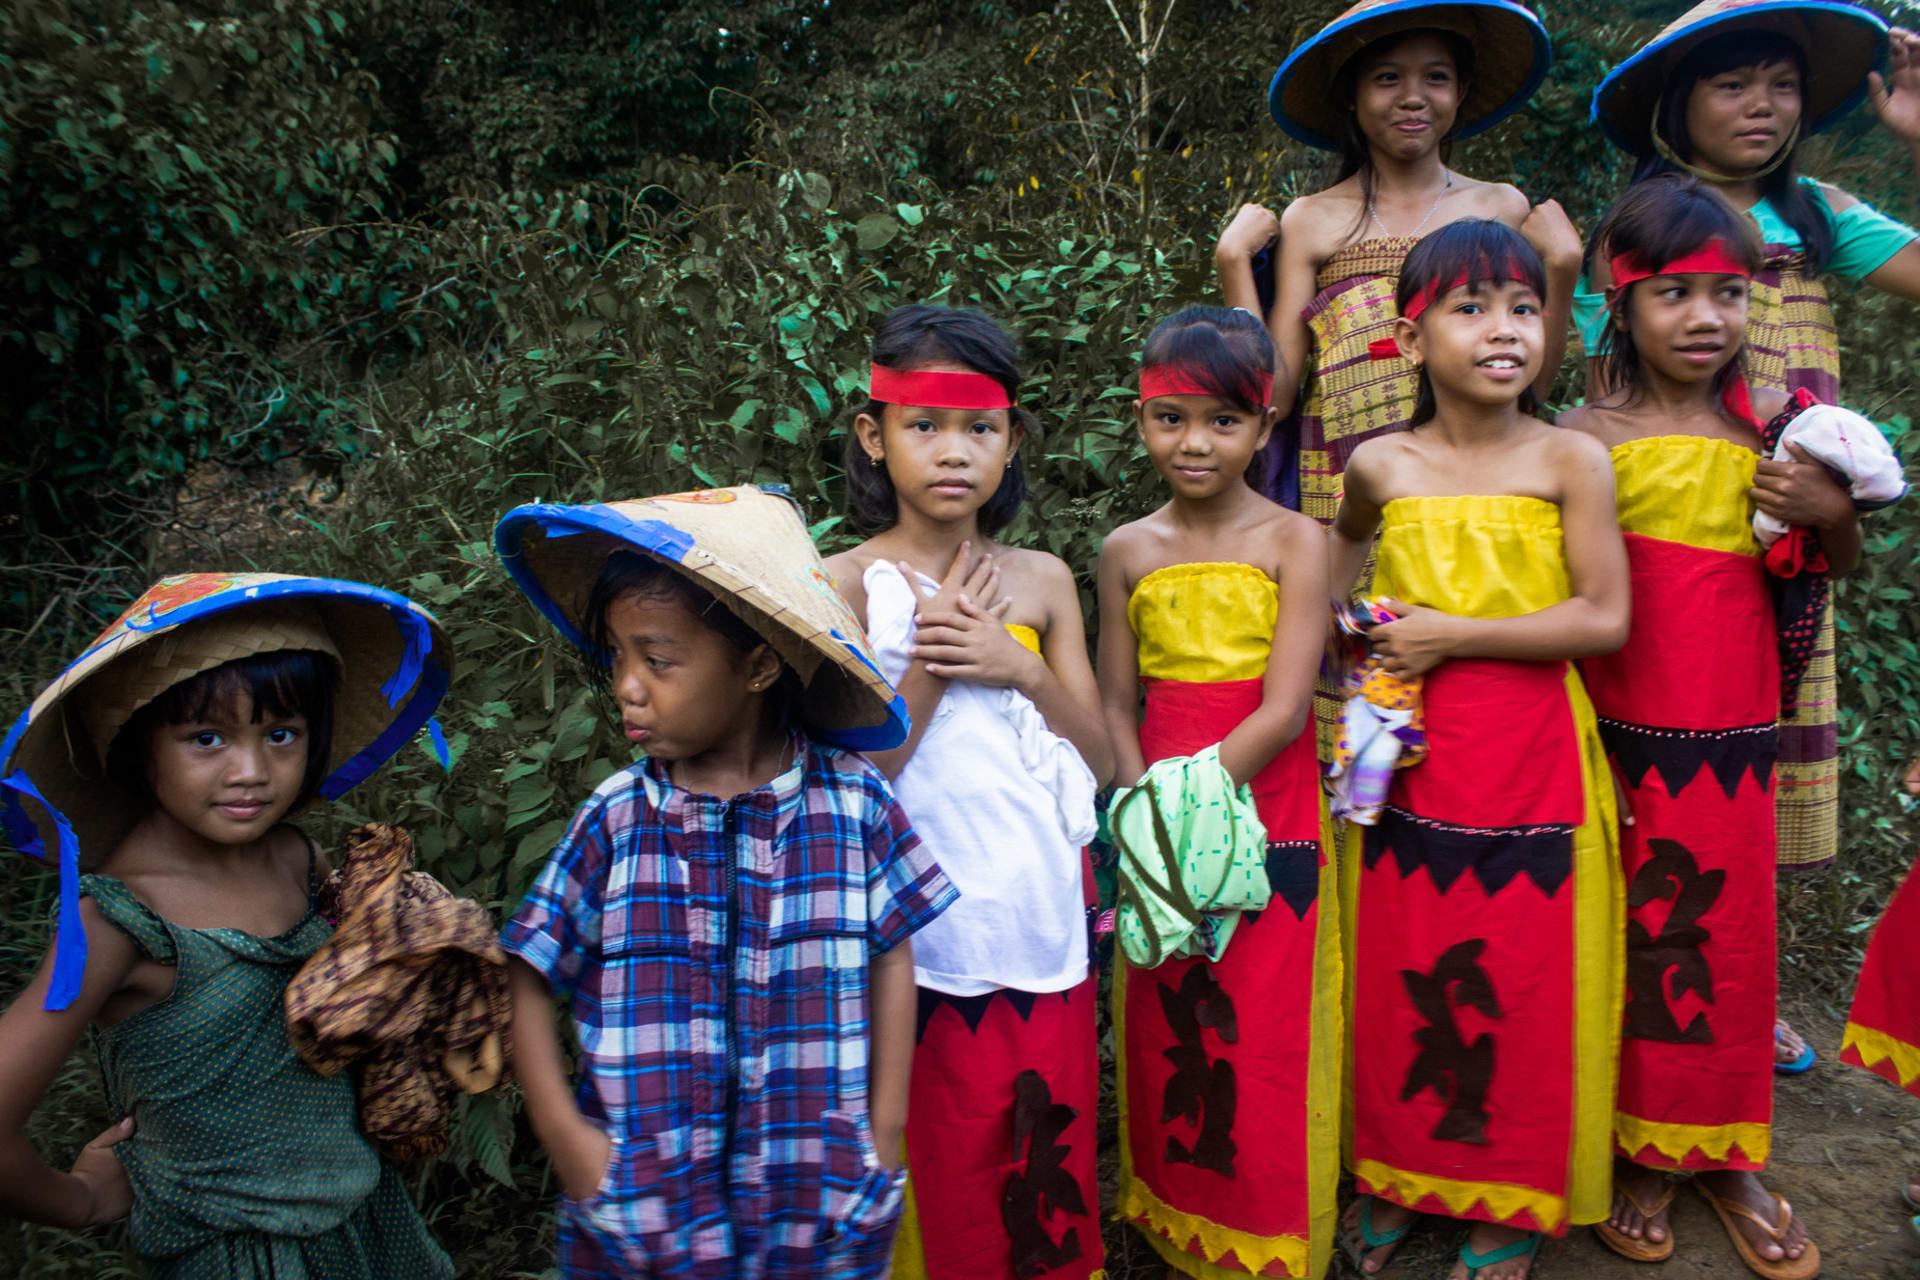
1572,177 -> 1918,352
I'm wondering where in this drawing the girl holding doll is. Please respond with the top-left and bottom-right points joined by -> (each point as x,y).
823,303 -> 1112,1280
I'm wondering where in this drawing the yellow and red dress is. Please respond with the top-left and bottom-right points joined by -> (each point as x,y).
1580,438 -> 1780,1171
1841,854 -> 1920,1100
1115,563 -> 1342,1280
1344,497 -> 1621,1235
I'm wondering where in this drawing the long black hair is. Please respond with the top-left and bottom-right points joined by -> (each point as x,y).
1140,306 -> 1276,414
844,304 -> 1037,536
1395,219 -> 1547,425
1634,28 -> 1832,273
106,649 -> 338,811
1591,174 -> 1765,405
1333,28 -> 1476,238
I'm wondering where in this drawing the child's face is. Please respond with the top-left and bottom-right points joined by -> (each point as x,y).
146,690 -> 308,845
604,591 -> 781,764
855,366 -> 1022,524
1620,272 -> 1750,386
1135,393 -> 1274,500
1684,59 -> 1802,176
1351,33 -> 1464,159
1396,279 -> 1543,409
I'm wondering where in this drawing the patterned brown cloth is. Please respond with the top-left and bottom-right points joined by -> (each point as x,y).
286,823 -> 511,1160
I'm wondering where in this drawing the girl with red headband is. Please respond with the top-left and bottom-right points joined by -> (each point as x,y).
1096,305 -> 1340,1279
1330,219 -> 1628,1280
1561,174 -> 1861,1280
824,304 -> 1113,1280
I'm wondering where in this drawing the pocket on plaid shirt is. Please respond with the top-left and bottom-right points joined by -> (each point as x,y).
566,1130 -> 688,1272
815,1108 -> 907,1278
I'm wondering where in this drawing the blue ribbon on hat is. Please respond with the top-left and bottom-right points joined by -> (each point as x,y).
0,770 -> 84,1009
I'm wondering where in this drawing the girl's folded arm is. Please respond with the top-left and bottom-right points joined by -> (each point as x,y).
1023,555 -> 1114,786
507,957 -> 607,1202
0,900 -> 140,1228
1218,516 -> 1329,788
1095,532 -> 1149,789
1328,445 -> 1387,599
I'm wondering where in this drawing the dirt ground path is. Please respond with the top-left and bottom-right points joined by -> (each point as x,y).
1101,1001 -> 1920,1279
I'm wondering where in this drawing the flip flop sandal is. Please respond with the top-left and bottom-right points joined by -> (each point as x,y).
1695,1183 -> 1821,1280
1594,1178 -> 1677,1262
1459,1231 -> 1540,1278
1774,1026 -> 1816,1075
1341,1195 -> 1413,1273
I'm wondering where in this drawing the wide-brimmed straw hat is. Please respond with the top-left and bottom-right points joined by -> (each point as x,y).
0,573 -> 453,1010
1592,0 -> 1888,156
1269,0 -> 1553,150
493,485 -> 909,752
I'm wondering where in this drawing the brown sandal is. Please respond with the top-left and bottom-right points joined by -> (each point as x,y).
1594,1178 -> 1677,1262
1696,1183 -> 1821,1279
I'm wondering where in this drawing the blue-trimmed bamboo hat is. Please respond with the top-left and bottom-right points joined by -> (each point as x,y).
494,485 -> 909,753
1,573 -> 453,1010
1592,0 -> 1889,156
1269,0 -> 1553,150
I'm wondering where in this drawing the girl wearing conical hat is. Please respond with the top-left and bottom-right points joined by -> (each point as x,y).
1580,2 -> 1920,900
494,486 -> 958,1278
0,574 -> 457,1278
1219,0 -> 1580,531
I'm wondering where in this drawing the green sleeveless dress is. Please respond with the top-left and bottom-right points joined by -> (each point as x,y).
79,852 -> 453,1280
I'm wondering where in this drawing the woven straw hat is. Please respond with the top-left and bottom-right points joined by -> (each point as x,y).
1592,0 -> 1888,156
1269,0 -> 1552,150
493,485 -> 909,751
0,573 -> 453,1010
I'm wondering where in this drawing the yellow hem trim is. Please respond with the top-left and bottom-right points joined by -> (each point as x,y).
1352,1158 -> 1567,1232
1117,1175 -> 1311,1277
1612,1113 -> 1770,1167
1842,1021 -> 1920,1090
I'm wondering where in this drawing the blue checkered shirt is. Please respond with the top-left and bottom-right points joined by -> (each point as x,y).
501,733 -> 956,1279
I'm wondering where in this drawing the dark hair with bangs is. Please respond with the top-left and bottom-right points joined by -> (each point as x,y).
844,304 -> 1037,537
1140,306 -> 1276,413
1592,174 -> 1764,404
1333,28 -> 1476,239
1395,219 -> 1547,426
106,649 -> 338,810
1636,29 -> 1831,273
580,549 -> 798,727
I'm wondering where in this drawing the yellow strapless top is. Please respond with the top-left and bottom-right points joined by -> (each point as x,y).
1128,562 -> 1277,683
1006,623 -> 1041,656
1610,436 -> 1761,557
1374,495 -> 1571,619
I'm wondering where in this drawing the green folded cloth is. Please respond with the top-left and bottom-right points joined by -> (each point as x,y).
1111,745 -> 1270,968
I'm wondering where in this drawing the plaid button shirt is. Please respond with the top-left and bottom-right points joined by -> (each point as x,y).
502,733 -> 955,1280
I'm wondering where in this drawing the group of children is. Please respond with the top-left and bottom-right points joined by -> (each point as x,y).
1,0 -> 1918,1279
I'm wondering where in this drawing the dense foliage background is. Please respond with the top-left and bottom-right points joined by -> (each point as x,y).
2,0 -> 1916,1274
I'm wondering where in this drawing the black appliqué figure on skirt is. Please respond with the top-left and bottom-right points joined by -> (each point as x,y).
1001,1070 -> 1088,1276
1158,965 -> 1238,1175
1624,837 -> 1724,1044
1400,938 -> 1502,1145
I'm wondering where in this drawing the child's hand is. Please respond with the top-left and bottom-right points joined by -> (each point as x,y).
1217,203 -> 1281,263
554,1118 -> 614,1203
1369,601 -> 1460,678
912,596 -> 1036,690
1751,444 -> 1855,531
71,1117 -> 134,1226
1520,199 -> 1582,274
899,542 -> 1002,628
1869,27 -> 1920,146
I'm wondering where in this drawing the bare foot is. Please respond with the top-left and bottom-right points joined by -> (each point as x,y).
1774,1019 -> 1808,1065
1341,1194 -> 1416,1274
1607,1159 -> 1673,1244
1698,1169 -> 1814,1263
1448,1221 -> 1537,1279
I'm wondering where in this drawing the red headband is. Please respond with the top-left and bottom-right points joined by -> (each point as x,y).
1607,241 -> 1752,295
1139,364 -> 1274,408
1401,260 -> 1535,323
869,365 -> 1013,410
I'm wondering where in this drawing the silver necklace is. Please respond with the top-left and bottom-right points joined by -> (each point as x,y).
1368,170 -> 1454,239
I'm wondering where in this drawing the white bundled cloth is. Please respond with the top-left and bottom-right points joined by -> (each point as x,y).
863,562 -> 1097,996
1752,403 -> 1908,546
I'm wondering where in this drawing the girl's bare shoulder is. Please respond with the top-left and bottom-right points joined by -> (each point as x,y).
1555,400 -> 1637,450
1280,186 -> 1362,250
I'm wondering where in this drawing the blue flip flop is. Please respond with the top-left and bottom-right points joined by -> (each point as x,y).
1774,1025 -> 1816,1075
1342,1195 -> 1413,1271
1460,1231 -> 1540,1278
